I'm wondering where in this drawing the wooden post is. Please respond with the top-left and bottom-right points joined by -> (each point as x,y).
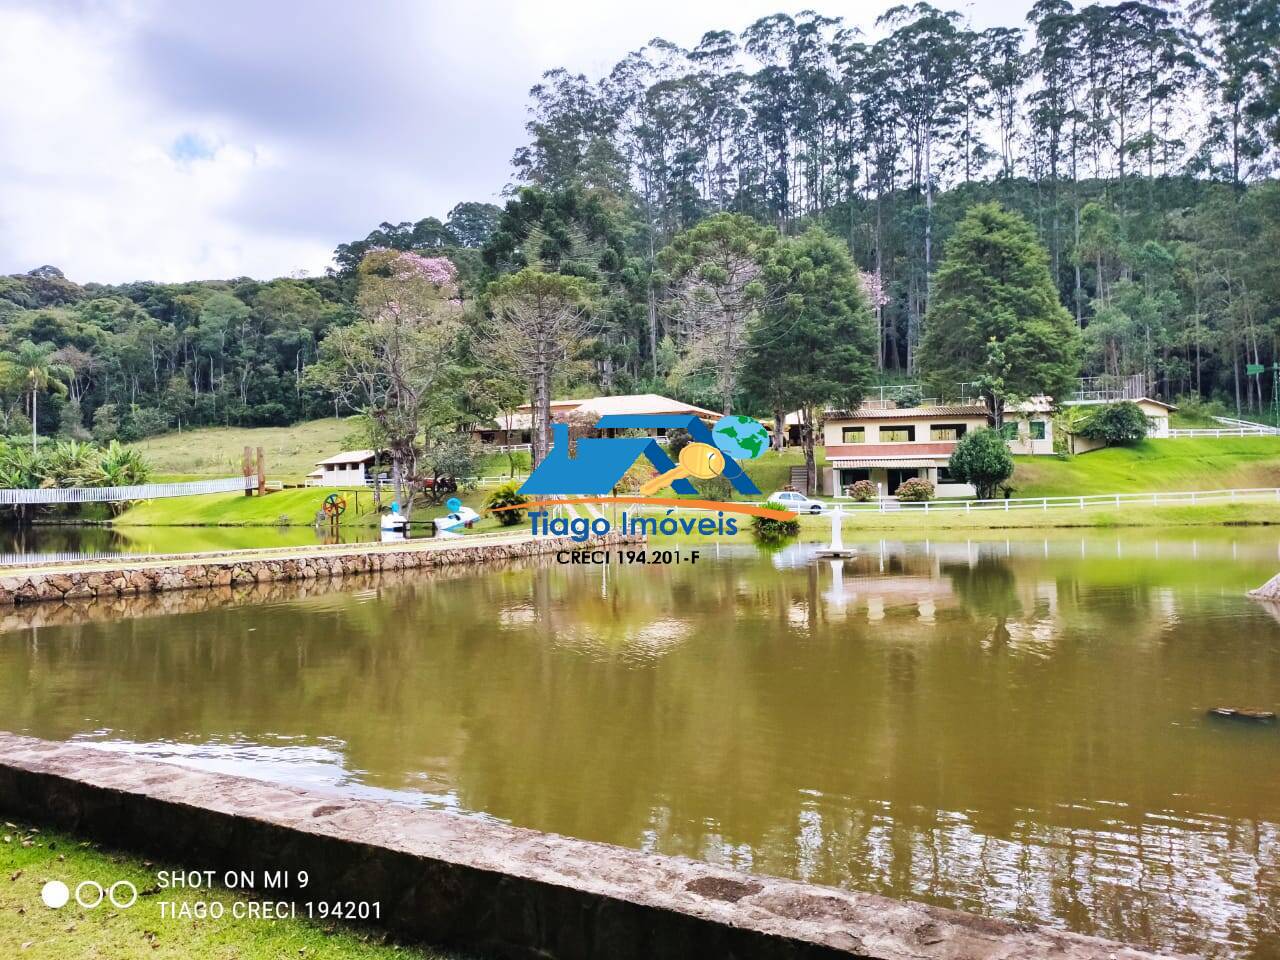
242,447 -> 253,496
256,447 -> 266,496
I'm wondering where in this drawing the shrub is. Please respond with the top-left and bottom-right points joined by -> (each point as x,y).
1052,406 -> 1091,457
1173,394 -> 1229,425
1079,401 -> 1150,446
751,501 -> 801,543
421,434 -> 481,501
893,385 -> 923,408
483,481 -> 528,526
123,406 -> 171,440
90,404 -> 120,443
249,402 -> 290,426
664,428 -> 692,460
695,475 -> 733,501
847,479 -> 877,501
895,477 -> 934,501
615,460 -> 657,494
948,428 -> 1014,500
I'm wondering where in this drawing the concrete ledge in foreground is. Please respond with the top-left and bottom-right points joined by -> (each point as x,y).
0,734 -> 1179,960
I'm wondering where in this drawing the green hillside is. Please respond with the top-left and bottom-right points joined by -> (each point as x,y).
135,419 -> 357,481
1010,437 -> 1280,497
135,419 -> 528,483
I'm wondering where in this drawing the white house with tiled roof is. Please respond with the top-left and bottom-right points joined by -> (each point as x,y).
474,394 -> 722,449
816,396 -> 1175,497
821,403 -> 994,497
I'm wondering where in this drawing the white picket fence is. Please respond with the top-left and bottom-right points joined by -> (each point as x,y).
0,476 -> 254,505
1169,416 -> 1279,438
0,550 -> 126,566
808,486 -> 1280,514
1170,428 -> 1268,438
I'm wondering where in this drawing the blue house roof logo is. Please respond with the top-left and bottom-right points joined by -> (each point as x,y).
518,414 -> 761,496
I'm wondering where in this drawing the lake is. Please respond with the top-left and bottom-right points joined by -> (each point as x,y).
0,523 -> 389,564
1,530 -> 1278,957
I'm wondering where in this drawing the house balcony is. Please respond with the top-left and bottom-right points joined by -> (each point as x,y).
825,441 -> 958,467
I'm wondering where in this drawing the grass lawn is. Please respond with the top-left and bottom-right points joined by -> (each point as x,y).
135,421 -> 529,485
118,425 -> 1280,530
112,485 -> 511,534
114,487 -> 384,527
1009,436 -> 1280,498
134,419 -> 358,482
721,438 -> 1280,501
0,819 -> 463,960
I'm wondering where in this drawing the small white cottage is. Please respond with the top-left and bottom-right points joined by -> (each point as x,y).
309,449 -> 378,487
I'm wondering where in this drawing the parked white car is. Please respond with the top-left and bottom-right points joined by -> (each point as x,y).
765,491 -> 825,514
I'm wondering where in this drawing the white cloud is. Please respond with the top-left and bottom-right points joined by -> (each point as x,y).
0,0 -> 1033,284
0,3 -> 331,282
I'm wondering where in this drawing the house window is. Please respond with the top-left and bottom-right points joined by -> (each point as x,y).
937,466 -> 956,483
881,426 -> 915,442
841,426 -> 866,444
930,423 -> 967,441
1029,420 -> 1047,440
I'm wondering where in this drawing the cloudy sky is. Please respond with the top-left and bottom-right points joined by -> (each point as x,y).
0,0 -> 1029,284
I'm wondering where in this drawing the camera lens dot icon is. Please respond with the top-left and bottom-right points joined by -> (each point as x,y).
41,880 -> 70,909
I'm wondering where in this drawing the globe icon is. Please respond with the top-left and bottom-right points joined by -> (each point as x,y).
712,415 -> 769,461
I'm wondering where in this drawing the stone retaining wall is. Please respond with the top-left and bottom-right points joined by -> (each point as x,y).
0,734 -> 1173,960
0,561 -> 511,631
0,532 -> 639,606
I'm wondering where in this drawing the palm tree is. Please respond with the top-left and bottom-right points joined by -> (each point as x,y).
16,341 -> 71,455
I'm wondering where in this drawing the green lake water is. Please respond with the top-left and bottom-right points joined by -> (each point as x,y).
0,523 -> 385,561
1,530 -> 1279,957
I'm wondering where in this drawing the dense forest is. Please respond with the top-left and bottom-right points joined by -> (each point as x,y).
2,0 -> 1279,448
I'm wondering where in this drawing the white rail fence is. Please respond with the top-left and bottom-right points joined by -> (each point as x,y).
1170,428 -> 1269,438
0,476 -> 253,505
613,486 -> 1280,516
0,550 -> 126,566
813,486 -> 1280,514
1170,416 -> 1279,438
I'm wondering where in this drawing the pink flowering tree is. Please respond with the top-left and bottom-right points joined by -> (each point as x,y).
858,269 -> 889,370
314,250 -> 464,515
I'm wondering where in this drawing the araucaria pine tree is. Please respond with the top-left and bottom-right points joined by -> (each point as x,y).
919,202 -> 1079,424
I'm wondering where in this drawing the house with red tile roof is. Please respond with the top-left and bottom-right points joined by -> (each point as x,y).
815,396 -> 1174,497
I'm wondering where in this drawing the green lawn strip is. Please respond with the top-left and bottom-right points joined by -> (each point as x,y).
724,439 -> 1280,502
0,820 -> 466,960
112,483 -> 512,531
1009,437 -> 1280,497
113,488 -> 382,528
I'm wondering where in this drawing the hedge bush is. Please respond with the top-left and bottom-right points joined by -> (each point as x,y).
847,479 -> 877,501
895,477 -> 934,501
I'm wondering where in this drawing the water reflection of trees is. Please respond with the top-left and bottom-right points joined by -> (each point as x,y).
2,545 -> 1279,956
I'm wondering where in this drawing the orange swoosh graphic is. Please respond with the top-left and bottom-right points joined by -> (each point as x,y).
491,497 -> 797,521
